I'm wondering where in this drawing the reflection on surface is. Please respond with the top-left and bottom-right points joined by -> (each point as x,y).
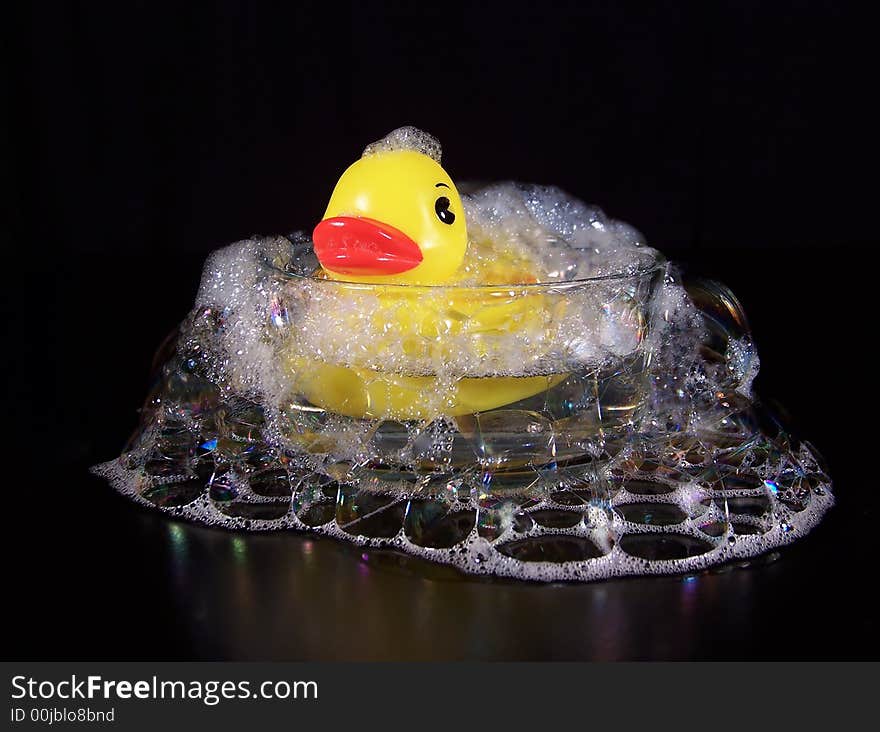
151,512 -> 782,660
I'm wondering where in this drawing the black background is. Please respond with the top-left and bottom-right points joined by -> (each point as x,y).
5,1 -> 876,659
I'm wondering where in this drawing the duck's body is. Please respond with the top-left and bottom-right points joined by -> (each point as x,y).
292,363 -> 567,420
291,130 -> 566,420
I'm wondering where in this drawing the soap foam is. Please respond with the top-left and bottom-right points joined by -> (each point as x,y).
463,183 -> 652,282
93,130 -> 832,582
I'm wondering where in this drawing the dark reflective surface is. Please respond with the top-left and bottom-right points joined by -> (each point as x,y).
4,456 -> 860,660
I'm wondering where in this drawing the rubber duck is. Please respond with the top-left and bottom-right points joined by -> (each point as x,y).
312,148 -> 468,285
288,134 -> 567,421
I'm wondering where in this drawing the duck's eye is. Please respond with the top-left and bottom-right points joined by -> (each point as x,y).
435,196 -> 455,225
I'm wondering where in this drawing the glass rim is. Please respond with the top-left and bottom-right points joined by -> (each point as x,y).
269,247 -> 666,291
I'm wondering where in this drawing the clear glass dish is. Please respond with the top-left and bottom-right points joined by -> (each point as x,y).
271,243 -> 665,471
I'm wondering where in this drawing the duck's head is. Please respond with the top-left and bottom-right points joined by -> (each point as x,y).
312,138 -> 467,285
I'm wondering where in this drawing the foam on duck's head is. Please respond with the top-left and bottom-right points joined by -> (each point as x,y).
361,126 -> 443,163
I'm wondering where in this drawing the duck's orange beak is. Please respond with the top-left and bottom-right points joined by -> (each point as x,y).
312,216 -> 423,276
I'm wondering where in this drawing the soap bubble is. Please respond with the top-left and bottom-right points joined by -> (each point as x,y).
93,132 -> 833,582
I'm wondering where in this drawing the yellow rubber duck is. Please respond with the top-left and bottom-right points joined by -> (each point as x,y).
288,135 -> 567,421
312,148 -> 468,285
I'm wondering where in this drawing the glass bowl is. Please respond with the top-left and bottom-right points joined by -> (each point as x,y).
94,235 -> 833,582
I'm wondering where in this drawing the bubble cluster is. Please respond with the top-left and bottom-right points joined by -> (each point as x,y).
463,183 -> 652,283
93,180 -> 833,582
362,126 -> 443,162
